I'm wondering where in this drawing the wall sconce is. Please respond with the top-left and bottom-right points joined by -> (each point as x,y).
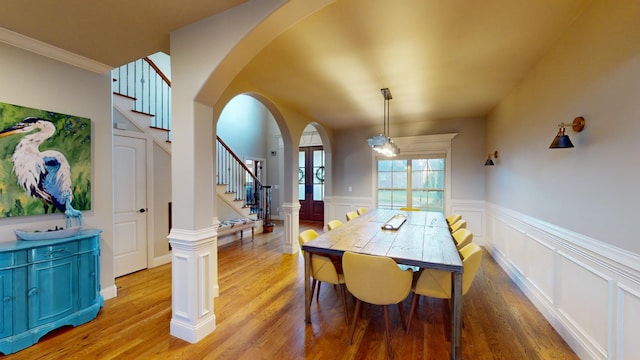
484,151 -> 498,166
549,116 -> 585,149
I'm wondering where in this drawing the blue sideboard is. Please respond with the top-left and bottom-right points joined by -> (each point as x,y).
0,228 -> 103,355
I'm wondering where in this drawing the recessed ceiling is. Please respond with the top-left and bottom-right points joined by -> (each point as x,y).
0,0 -> 590,130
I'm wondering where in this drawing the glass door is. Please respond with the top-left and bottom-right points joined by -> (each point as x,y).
299,146 -> 324,222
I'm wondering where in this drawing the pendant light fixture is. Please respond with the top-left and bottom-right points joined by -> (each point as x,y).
367,88 -> 399,156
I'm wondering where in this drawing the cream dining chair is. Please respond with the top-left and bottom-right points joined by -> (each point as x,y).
342,251 -> 413,359
452,228 -> 473,250
345,211 -> 359,221
356,207 -> 368,215
449,219 -> 467,233
406,243 -> 483,334
327,219 -> 343,230
446,213 -> 462,225
298,229 -> 350,325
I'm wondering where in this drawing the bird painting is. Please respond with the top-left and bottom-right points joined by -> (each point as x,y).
0,117 -> 74,214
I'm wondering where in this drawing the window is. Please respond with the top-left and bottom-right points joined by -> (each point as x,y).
377,157 -> 445,212
372,133 -> 457,214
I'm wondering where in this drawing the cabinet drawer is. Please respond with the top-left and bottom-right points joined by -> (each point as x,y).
28,242 -> 79,262
0,251 -> 27,268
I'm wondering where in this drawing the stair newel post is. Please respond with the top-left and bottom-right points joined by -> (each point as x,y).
263,185 -> 274,232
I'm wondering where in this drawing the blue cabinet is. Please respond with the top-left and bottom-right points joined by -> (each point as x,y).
0,229 -> 102,355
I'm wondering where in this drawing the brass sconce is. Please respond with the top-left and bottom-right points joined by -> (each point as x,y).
484,151 -> 498,166
549,117 -> 585,149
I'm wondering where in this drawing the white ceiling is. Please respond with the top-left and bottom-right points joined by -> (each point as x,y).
0,0 -> 591,130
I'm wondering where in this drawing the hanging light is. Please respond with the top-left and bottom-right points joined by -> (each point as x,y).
367,88 -> 400,157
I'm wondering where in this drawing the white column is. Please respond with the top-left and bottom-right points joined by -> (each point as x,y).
282,202 -> 300,254
168,227 -> 218,343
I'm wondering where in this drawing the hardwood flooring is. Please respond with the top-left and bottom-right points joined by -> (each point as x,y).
4,221 -> 578,359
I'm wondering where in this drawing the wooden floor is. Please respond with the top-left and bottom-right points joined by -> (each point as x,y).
5,221 -> 578,359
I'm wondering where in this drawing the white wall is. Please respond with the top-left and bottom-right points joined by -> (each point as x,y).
485,1 -> 640,358
0,42 -> 115,297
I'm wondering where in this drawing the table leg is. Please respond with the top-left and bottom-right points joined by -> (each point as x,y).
450,271 -> 462,360
304,251 -> 311,323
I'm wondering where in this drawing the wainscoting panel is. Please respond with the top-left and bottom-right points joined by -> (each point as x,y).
556,251 -> 611,358
617,284 -> 640,359
525,234 -> 556,304
486,203 -> 640,360
451,200 -> 485,244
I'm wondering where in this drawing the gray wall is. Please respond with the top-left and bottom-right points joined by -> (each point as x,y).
485,0 -> 640,254
0,42 -> 115,292
331,117 -> 486,201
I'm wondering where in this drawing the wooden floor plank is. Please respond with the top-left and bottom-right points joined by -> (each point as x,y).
3,220 -> 578,359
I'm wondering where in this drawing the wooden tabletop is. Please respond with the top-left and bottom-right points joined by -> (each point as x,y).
302,209 -> 463,272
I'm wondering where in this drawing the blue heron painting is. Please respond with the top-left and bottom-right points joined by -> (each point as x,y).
0,102 -> 91,218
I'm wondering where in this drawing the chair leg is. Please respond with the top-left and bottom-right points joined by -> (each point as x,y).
397,301 -> 406,331
316,281 -> 322,302
383,305 -> 394,360
406,292 -> 420,334
348,299 -> 362,345
340,284 -> 350,326
310,279 -> 317,305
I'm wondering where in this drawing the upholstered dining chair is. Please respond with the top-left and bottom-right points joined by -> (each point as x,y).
356,207 -> 368,215
452,228 -> 473,249
346,211 -> 359,221
446,213 -> 462,225
298,229 -> 350,325
406,243 -> 483,334
327,219 -> 343,230
342,252 -> 413,359
449,219 -> 467,233
399,207 -> 420,211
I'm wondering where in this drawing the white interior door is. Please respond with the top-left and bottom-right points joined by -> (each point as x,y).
114,135 -> 147,277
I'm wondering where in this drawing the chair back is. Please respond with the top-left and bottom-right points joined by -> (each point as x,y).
446,213 -> 462,225
327,219 -> 343,230
342,252 -> 413,305
458,243 -> 483,294
346,211 -> 359,221
356,207 -> 368,215
399,207 -> 420,211
413,243 -> 483,299
452,228 -> 473,249
298,229 -> 319,247
449,219 -> 467,233
298,229 -> 340,284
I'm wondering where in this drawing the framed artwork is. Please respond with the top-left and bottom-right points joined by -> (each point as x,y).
0,101 -> 91,218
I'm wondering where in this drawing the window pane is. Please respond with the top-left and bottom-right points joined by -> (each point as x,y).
378,172 -> 392,188
378,160 -> 393,171
392,172 -> 406,188
428,158 -> 445,171
298,184 -> 305,200
313,184 -> 323,200
427,191 -> 444,212
392,160 -> 407,171
378,190 -> 393,208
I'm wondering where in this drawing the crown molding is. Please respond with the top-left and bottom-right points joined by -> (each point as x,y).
0,27 -> 112,74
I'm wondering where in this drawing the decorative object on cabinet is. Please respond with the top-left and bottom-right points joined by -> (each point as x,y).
14,226 -> 82,241
0,101 -> 92,218
0,229 -> 102,355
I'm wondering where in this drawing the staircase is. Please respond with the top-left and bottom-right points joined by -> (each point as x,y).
112,57 -> 270,224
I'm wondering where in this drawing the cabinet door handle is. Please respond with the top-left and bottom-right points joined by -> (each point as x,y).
44,248 -> 68,257
27,288 -> 38,297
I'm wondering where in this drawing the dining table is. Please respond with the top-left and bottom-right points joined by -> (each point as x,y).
301,208 -> 464,360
